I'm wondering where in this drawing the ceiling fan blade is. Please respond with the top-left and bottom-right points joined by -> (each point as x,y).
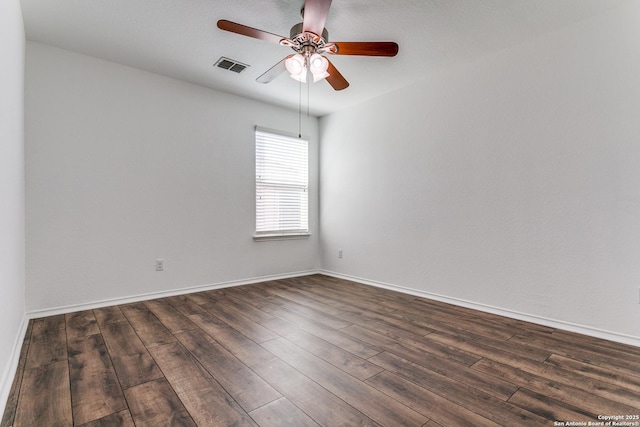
217,19 -> 286,44
325,59 -> 349,91
256,56 -> 292,84
302,0 -> 332,36
332,41 -> 399,56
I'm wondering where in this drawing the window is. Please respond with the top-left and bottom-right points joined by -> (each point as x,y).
255,127 -> 309,238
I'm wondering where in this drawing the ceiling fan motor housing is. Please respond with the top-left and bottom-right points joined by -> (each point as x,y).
285,23 -> 335,56
289,23 -> 329,42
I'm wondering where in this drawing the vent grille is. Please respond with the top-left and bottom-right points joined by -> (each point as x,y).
214,57 -> 249,73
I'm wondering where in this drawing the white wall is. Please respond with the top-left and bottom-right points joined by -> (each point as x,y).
25,42 -> 319,313
0,0 -> 26,413
320,1 -> 640,344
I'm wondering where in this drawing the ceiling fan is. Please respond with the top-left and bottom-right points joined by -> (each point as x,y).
217,0 -> 399,91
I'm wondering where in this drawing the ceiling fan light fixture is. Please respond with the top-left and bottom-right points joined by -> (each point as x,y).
291,70 -> 308,83
285,53 -> 307,82
309,53 -> 329,82
311,69 -> 329,82
309,53 -> 328,72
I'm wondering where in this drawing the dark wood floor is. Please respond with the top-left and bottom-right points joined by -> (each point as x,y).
2,275 -> 639,426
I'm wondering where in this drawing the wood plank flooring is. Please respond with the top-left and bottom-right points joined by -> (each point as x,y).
2,274 -> 639,426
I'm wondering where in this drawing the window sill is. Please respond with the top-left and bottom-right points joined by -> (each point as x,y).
253,233 -> 311,242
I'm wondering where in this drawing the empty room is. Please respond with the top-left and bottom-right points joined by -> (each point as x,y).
2,0 -> 640,426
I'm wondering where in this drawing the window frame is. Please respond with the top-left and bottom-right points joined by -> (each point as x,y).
253,126 -> 310,241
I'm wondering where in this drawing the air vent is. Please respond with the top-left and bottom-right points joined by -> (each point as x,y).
214,57 -> 250,73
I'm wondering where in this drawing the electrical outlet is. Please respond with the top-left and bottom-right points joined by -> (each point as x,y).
338,249 -> 343,259
155,259 -> 164,271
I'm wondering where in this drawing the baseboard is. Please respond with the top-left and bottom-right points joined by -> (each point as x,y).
319,270 -> 640,348
0,315 -> 29,421
27,269 -> 320,319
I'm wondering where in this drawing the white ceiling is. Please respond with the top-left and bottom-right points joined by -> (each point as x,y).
20,0 -> 628,116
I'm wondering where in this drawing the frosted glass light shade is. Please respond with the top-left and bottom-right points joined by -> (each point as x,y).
285,54 -> 307,82
309,53 -> 329,82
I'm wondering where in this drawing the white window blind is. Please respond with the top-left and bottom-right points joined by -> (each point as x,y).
255,127 -> 309,237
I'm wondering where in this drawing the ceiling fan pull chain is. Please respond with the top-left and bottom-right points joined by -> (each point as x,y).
299,79 -> 302,138
307,78 -> 310,117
